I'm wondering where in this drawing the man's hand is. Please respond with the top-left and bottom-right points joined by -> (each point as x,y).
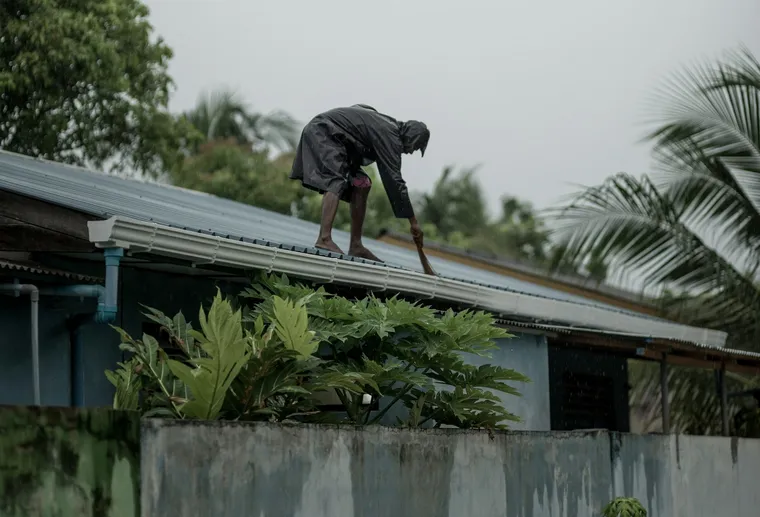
409,217 -> 423,247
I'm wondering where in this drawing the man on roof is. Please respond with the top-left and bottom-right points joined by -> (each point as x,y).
290,104 -> 430,262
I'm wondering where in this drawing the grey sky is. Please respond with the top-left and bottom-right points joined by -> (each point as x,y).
145,0 -> 760,215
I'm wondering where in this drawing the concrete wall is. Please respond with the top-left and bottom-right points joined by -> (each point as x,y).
141,419 -> 760,517
612,433 -> 760,517
0,406 -> 140,517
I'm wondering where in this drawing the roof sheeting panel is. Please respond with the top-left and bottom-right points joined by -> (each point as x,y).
0,151 -> 659,318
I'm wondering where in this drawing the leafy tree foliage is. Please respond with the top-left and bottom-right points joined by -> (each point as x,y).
106,274 -> 529,429
169,140 -> 305,215
419,166 -> 490,238
0,0 -> 194,177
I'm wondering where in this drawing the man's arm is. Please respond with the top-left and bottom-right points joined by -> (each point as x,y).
375,158 -> 424,246
408,216 -> 423,247
375,157 -> 414,220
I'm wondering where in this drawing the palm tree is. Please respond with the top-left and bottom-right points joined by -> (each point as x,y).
182,88 -> 299,153
551,46 -> 760,435
418,165 -> 490,238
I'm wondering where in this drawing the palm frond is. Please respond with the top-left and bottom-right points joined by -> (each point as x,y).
183,88 -> 251,145
184,88 -> 300,152
557,47 -> 760,435
705,45 -> 760,91
653,166 -> 760,278
551,173 -> 760,337
645,50 -> 760,214
244,110 -> 300,152
653,144 -> 760,256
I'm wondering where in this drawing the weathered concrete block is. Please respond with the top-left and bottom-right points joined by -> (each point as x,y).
0,406 -> 140,517
140,420 -> 613,517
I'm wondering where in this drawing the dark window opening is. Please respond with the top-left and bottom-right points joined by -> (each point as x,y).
548,342 -> 630,432
559,371 -> 616,430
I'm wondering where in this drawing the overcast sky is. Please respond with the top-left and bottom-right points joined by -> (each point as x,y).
145,0 -> 760,215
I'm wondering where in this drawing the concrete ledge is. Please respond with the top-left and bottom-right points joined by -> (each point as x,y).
140,419 -> 760,517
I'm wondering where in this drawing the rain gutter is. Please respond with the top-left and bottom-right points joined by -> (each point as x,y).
87,216 -> 728,348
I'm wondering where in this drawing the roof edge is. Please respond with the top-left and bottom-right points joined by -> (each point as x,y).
378,230 -> 658,312
88,216 -> 728,348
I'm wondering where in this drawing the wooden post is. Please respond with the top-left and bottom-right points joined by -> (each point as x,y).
660,354 -> 670,434
720,363 -> 729,436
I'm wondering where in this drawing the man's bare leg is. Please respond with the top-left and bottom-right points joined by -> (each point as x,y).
315,191 -> 345,254
348,185 -> 382,262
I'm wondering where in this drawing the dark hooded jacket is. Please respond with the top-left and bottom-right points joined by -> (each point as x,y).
290,104 -> 429,219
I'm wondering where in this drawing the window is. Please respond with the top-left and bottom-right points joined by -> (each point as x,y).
559,371 -> 616,430
548,342 -> 630,432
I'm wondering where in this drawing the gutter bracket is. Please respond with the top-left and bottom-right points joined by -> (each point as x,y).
374,267 -> 390,292
427,276 -> 441,299
267,248 -> 279,273
146,223 -> 158,252
328,259 -> 338,283
471,284 -> 483,308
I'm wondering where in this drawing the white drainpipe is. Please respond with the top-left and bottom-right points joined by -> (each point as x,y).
0,282 -> 40,405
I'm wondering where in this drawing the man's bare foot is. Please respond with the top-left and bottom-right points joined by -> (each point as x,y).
315,238 -> 345,255
348,245 -> 383,262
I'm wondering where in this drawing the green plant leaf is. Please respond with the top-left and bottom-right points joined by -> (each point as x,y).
168,290 -> 250,419
105,361 -> 141,411
272,296 -> 317,359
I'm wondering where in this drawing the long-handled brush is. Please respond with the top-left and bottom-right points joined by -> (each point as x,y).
415,241 -> 437,276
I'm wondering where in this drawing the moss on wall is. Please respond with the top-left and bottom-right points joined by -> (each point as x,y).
0,406 -> 139,517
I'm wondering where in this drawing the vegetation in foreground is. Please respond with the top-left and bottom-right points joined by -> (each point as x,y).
106,273 -> 529,430
602,497 -> 647,517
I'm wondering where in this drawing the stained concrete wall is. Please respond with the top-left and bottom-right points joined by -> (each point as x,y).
0,406 -> 140,517
140,419 -> 760,517
612,433 -> 760,517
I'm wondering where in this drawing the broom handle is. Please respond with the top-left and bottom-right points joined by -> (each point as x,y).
415,242 -> 437,276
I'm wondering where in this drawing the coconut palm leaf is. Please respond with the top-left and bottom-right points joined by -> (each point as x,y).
646,49 -> 760,213
183,88 -> 299,153
184,89 -> 250,144
553,174 -> 760,329
244,110 -> 300,153
551,47 -> 760,435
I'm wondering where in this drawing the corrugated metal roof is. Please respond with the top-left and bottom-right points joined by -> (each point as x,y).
381,230 -> 659,309
0,151 -> 680,322
0,259 -> 102,283
497,319 -> 760,362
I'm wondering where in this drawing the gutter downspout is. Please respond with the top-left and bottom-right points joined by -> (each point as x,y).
0,282 -> 41,406
40,248 -> 124,407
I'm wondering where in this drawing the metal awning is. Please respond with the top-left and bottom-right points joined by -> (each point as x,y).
0,254 -> 101,283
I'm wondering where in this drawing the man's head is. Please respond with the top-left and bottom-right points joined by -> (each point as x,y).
399,120 -> 430,157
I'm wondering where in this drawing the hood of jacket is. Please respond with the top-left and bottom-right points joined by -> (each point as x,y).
399,120 -> 430,157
